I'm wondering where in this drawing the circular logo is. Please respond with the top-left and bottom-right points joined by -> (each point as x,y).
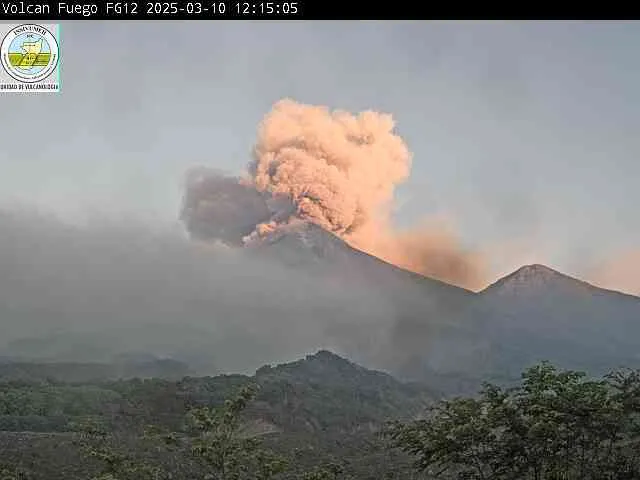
1,24 -> 59,83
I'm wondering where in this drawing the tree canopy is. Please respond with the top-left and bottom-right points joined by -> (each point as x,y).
386,362 -> 640,480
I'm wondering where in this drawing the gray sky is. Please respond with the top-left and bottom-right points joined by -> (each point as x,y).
2,21 -> 638,287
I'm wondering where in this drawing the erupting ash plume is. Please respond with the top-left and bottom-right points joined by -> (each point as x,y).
182,99 -> 486,290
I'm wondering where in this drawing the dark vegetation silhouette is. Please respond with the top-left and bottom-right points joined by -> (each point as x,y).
387,362 -> 640,479
0,354 -> 639,479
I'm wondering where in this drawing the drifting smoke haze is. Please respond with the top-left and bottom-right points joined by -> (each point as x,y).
0,106 -> 636,384
182,99 -> 487,290
588,251 -> 640,297
0,207 -> 398,373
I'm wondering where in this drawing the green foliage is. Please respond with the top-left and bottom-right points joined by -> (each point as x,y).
0,383 -> 121,419
0,352 -> 433,479
251,448 -> 289,480
72,418 -> 166,480
0,466 -> 30,480
386,362 -> 640,479
298,462 -> 351,480
254,350 -> 431,433
185,383 -> 288,480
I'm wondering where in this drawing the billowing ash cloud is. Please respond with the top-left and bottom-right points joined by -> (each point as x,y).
250,99 -> 410,238
182,99 -> 487,290
181,168 -> 271,246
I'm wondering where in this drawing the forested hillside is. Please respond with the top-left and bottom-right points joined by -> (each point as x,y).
0,351 -> 433,479
1,351 -> 640,479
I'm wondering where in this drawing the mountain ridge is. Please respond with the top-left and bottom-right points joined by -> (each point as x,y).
482,263 -> 640,301
254,225 -> 640,393
257,222 -> 638,300
251,222 -> 475,297
1,219 -> 638,397
0,348 -> 428,479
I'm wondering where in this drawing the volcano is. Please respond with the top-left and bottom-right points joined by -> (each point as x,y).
1,215 -> 638,396
248,222 -> 474,300
249,225 -> 640,394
